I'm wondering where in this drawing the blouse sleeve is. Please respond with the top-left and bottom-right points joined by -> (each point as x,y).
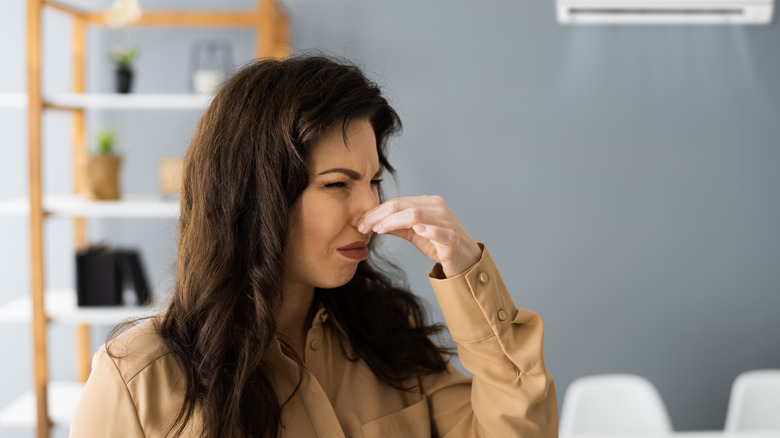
70,348 -> 146,438
421,244 -> 558,437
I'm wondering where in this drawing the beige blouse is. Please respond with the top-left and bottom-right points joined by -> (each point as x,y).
70,245 -> 558,437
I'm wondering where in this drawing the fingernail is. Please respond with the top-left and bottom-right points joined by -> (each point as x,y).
373,223 -> 382,233
413,224 -> 426,233
358,222 -> 365,233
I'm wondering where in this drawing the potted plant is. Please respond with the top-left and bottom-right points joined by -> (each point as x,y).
106,0 -> 142,93
86,128 -> 122,200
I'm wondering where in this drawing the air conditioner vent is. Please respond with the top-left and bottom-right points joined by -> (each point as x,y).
557,0 -> 774,24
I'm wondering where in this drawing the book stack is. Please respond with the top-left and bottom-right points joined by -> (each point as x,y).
76,246 -> 151,306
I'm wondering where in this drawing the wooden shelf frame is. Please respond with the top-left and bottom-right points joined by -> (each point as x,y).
23,1 -> 289,436
43,0 -> 290,59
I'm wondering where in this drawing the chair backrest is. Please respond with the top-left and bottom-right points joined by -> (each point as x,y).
724,369 -> 780,431
560,374 -> 673,435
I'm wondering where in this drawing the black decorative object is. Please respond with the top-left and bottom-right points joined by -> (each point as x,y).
76,246 -> 122,306
115,68 -> 133,93
76,245 -> 152,306
116,250 -> 151,305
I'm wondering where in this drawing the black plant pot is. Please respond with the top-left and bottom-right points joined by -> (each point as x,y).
115,68 -> 134,94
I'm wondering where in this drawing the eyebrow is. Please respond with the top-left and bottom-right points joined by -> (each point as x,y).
317,168 -> 383,179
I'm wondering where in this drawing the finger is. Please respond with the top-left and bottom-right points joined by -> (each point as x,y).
370,207 -> 427,235
358,197 -> 425,234
387,227 -> 440,263
412,224 -> 456,247
385,228 -> 417,242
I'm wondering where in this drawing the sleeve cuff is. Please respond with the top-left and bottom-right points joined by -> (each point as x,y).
428,243 -> 517,342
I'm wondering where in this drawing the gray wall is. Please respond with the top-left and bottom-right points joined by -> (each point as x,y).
2,0 -> 779,435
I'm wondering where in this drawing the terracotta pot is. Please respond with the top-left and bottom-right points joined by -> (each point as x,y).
86,155 -> 122,200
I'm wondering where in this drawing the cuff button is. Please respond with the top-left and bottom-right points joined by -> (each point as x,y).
497,309 -> 507,321
478,272 -> 489,284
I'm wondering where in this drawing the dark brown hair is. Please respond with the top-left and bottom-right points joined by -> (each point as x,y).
159,56 -> 450,437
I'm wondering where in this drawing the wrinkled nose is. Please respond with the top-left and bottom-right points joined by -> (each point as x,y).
352,186 -> 380,228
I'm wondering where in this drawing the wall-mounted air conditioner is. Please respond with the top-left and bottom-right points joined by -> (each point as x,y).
557,0 -> 774,24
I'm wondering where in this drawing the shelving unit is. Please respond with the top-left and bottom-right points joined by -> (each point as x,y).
1,1 -> 290,436
0,382 -> 83,430
46,92 -> 214,110
0,288 -> 163,324
1,93 -> 214,109
0,194 -> 179,218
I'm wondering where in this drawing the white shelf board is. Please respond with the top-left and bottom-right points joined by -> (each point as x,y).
0,93 -> 26,108
0,194 -> 180,218
1,93 -> 213,110
46,93 -> 213,110
0,288 -> 162,325
0,197 -> 26,216
0,381 -> 83,428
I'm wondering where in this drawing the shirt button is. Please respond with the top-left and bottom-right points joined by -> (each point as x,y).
478,272 -> 489,284
310,340 -> 320,351
497,309 -> 507,321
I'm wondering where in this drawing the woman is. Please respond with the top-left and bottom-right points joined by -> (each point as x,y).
70,56 -> 557,437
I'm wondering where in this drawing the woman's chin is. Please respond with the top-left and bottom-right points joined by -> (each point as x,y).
318,266 -> 359,290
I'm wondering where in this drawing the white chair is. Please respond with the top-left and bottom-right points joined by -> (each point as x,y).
560,374 -> 673,435
724,369 -> 780,431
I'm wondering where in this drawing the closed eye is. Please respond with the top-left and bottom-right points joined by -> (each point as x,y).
324,179 -> 382,190
324,182 -> 347,189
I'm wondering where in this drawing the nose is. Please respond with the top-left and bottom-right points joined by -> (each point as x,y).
351,185 -> 380,228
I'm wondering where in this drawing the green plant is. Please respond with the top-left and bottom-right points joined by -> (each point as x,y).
110,46 -> 139,71
96,128 -> 116,155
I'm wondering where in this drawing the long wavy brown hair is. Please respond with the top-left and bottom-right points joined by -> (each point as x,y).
159,56 -> 450,437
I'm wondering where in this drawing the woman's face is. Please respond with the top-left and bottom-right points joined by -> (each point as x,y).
283,118 -> 382,293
